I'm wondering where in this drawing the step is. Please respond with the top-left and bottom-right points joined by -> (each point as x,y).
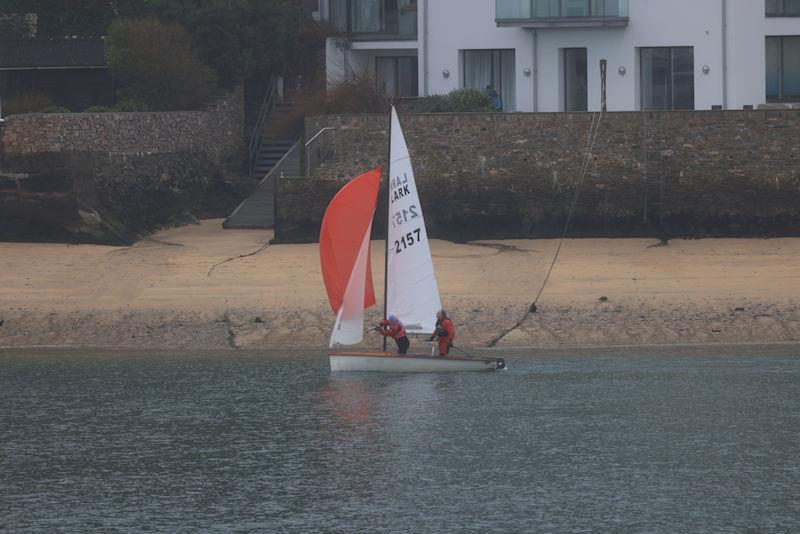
259,142 -> 295,150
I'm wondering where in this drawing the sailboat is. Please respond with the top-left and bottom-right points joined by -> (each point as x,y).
319,107 -> 506,372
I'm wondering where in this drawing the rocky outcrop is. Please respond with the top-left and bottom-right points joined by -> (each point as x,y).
0,151 -> 240,245
0,88 -> 247,244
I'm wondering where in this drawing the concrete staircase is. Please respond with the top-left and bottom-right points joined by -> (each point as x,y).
251,137 -> 297,177
249,92 -> 315,177
224,142 -> 301,229
226,82 -> 319,229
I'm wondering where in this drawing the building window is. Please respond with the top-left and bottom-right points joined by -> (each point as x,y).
330,0 -> 417,36
766,0 -> 800,16
766,36 -> 800,101
564,48 -> 588,111
640,47 -> 694,111
496,0 -> 622,19
376,56 -> 418,97
463,49 -> 516,111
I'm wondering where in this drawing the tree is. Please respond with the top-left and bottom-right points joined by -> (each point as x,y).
154,0 -> 303,86
106,18 -> 217,110
0,0 -> 129,36
0,0 -> 303,85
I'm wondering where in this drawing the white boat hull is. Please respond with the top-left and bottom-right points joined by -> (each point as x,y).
330,352 -> 505,373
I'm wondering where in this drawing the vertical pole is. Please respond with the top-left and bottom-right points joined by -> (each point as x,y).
600,58 -> 608,112
383,107 -> 392,352
721,0 -> 728,109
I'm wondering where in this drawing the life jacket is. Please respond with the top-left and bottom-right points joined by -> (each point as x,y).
389,322 -> 407,339
381,320 -> 407,339
435,318 -> 455,342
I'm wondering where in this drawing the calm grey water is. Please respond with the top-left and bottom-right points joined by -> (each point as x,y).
2,349 -> 800,532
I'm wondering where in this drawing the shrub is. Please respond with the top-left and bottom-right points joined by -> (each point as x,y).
432,89 -> 497,113
394,89 -> 497,113
84,105 -> 116,113
325,76 -> 392,114
38,105 -> 71,113
114,99 -> 152,112
106,18 -> 217,111
3,94 -> 55,115
276,76 -> 392,138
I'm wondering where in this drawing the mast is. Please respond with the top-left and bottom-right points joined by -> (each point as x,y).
382,106 -> 392,352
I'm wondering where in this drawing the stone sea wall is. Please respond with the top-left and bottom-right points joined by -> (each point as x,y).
0,87 -> 244,159
0,89 -> 246,244
274,110 -> 800,243
0,151 -> 232,244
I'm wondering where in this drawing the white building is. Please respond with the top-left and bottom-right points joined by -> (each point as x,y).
317,0 -> 800,111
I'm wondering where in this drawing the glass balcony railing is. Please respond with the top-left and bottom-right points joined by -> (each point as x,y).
330,0 -> 418,38
496,0 -> 628,26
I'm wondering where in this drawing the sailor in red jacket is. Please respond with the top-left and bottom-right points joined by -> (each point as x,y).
379,315 -> 410,354
430,309 -> 455,356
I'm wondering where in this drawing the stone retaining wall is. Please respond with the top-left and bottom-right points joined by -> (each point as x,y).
0,87 -> 244,159
274,110 -> 800,243
0,88 -> 246,244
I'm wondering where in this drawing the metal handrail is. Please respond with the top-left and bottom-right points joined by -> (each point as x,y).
305,127 -> 336,176
248,76 -> 278,176
224,140 -> 300,229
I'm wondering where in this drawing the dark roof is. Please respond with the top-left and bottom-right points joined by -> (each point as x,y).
0,38 -> 106,69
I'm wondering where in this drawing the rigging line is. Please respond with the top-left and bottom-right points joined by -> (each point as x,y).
207,241 -> 271,277
486,108 -> 606,348
533,107 -> 605,306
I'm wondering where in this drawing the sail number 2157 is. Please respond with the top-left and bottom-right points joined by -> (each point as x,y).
394,228 -> 422,254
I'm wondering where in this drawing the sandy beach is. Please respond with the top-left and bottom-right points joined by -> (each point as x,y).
1,219 -> 799,351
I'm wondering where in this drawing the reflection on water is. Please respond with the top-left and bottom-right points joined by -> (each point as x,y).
1,351 -> 800,532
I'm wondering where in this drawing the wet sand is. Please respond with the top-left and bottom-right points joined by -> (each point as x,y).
1,219 -> 799,351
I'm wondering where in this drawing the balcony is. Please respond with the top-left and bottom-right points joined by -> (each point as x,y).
329,0 -> 418,40
496,0 -> 629,28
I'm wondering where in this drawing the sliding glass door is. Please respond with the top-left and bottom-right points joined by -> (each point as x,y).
564,48 -> 588,111
463,49 -> 516,111
766,36 -> 800,101
376,56 -> 418,97
640,47 -> 694,110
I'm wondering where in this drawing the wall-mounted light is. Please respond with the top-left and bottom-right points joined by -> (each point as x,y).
618,66 -> 626,76
523,67 -> 532,77
442,69 -> 450,79
702,65 -> 711,75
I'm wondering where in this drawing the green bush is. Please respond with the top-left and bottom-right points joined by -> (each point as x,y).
84,105 -> 116,113
106,18 -> 217,111
431,89 -> 496,113
38,105 -> 72,113
3,94 -> 55,115
114,99 -> 152,112
393,89 -> 498,113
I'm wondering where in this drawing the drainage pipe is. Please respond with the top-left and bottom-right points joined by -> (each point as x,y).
722,0 -> 728,109
532,29 -> 539,112
423,0 -> 429,96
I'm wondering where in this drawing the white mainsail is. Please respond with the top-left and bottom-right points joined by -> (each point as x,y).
329,223 -> 373,348
385,107 -> 442,334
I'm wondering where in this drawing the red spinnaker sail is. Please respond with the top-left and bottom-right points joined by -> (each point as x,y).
319,168 -> 382,314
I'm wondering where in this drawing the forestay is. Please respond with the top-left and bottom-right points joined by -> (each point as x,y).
385,107 -> 442,335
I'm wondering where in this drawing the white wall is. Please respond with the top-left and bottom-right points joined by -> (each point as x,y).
726,0 -> 800,108
323,0 -> 800,111
425,0 -> 535,111
534,0 -> 724,111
